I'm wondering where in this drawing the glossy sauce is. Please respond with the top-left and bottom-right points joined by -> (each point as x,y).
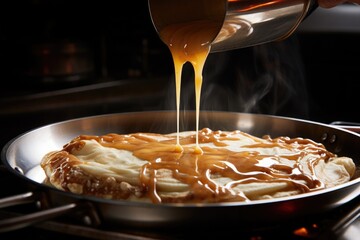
149,0 -> 227,151
65,128 -> 335,203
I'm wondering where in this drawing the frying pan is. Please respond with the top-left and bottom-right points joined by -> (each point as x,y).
1,111 -> 359,232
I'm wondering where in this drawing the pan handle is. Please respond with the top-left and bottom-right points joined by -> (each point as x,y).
330,121 -> 360,133
0,191 -> 101,232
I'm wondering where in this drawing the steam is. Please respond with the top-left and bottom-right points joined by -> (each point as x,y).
160,35 -> 309,130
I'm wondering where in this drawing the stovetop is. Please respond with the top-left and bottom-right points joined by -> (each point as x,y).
0,79 -> 359,240
0,166 -> 359,240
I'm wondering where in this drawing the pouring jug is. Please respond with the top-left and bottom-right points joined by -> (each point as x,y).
148,0 -> 317,52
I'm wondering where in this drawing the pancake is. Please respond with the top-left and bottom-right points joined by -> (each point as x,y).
41,128 -> 356,203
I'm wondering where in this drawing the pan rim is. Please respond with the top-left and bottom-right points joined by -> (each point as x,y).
1,110 -> 359,209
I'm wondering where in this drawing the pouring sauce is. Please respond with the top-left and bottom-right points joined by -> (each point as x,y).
148,0 -> 227,151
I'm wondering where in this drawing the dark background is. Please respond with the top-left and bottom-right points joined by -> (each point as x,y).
0,0 -> 359,148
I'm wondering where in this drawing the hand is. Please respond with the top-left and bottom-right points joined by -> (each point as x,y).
318,0 -> 360,8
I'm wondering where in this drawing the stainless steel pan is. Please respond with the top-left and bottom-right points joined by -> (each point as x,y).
1,111 -> 359,232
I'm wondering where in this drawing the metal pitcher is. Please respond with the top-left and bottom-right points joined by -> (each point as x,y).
148,0 -> 317,52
